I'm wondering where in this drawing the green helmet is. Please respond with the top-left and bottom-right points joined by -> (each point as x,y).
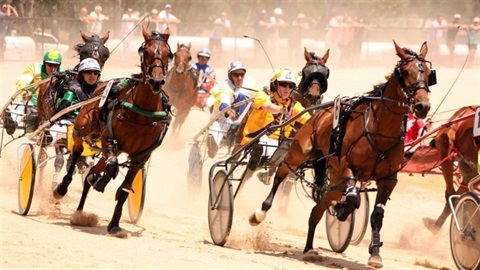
43,49 -> 62,65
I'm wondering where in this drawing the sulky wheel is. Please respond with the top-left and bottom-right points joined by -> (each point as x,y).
127,167 -> 146,223
207,170 -> 233,246
350,190 -> 370,245
17,144 -> 36,215
326,197 -> 355,253
187,143 -> 203,193
450,192 -> 480,270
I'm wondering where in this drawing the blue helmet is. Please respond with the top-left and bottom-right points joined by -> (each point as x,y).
228,61 -> 246,74
198,48 -> 211,58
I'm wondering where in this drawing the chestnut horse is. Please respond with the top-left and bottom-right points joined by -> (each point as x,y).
164,42 -> 198,136
53,27 -> 172,235
37,31 -> 110,125
294,47 -> 330,109
423,105 -> 480,231
249,41 -> 434,268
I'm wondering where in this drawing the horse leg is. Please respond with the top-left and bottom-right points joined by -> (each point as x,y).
249,163 -> 290,225
249,139 -> 315,225
425,133 -> 455,230
303,190 -> 342,255
53,138 -> 84,199
52,144 -> 64,188
368,178 -> 397,268
85,153 -> 117,193
107,165 -> 140,234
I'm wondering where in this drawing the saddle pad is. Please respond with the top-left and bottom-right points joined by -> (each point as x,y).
403,146 -> 441,174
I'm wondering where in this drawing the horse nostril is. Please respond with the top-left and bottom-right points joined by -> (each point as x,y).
414,103 -> 424,112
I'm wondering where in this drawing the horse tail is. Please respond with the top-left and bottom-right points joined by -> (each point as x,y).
312,153 -> 327,202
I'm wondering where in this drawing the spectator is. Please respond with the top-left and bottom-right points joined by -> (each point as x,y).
209,11 -> 231,64
0,4 -> 19,59
254,9 -> 271,58
325,15 -> 345,63
89,5 -> 109,35
239,68 -> 310,184
269,8 -> 288,58
192,48 -> 216,109
428,15 -> 448,58
289,13 -> 309,65
147,8 -> 161,33
158,3 -> 181,35
13,0 -> 31,35
205,61 -> 255,158
445,14 -> 466,67
121,8 -> 139,50
3,50 -> 65,135
78,7 -> 91,32
467,17 -> 480,67
338,17 -> 356,67
1,4 -> 18,36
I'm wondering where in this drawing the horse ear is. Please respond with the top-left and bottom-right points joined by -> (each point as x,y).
142,26 -> 149,40
187,42 -> 191,50
80,30 -> 89,42
393,40 -> 407,59
322,49 -> 330,64
101,31 -> 110,44
164,27 -> 170,35
419,41 -> 428,59
304,47 -> 311,61
177,42 -> 180,50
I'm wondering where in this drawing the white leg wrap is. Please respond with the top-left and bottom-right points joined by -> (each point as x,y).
255,208 -> 266,223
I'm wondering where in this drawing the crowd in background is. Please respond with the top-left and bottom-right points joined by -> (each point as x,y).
0,1 -> 479,67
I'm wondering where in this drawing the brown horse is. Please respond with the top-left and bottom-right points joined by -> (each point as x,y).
423,105 -> 480,231
294,47 -> 330,109
37,31 -> 110,125
164,42 -> 198,136
52,27 -> 172,235
248,41 -> 434,268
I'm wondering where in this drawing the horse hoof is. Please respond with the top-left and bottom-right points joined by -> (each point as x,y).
422,217 -> 441,234
368,254 -> 383,268
52,183 -> 67,199
248,208 -> 266,226
109,226 -> 129,238
302,249 -> 322,262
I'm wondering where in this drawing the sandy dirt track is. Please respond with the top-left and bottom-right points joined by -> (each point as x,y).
1,49 -> 479,269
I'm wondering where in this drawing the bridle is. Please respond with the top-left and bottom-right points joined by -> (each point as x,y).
138,34 -> 172,83
394,55 -> 436,103
172,45 -> 192,75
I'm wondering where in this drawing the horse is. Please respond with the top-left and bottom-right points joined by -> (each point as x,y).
52,26 -> 172,235
163,42 -> 198,136
248,41 -> 434,268
294,47 -> 330,109
423,105 -> 480,231
37,31 -> 110,125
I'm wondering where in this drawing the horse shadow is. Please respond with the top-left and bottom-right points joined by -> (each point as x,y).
204,240 -> 371,269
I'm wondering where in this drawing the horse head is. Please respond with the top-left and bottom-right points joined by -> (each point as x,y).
392,40 -> 434,119
76,31 -> 110,68
296,47 -> 330,107
173,42 -> 192,75
139,26 -> 173,93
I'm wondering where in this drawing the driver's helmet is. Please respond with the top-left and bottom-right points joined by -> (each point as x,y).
272,68 -> 296,84
78,58 -> 101,72
198,48 -> 211,58
43,49 -> 62,65
228,61 -> 246,74
270,68 -> 296,91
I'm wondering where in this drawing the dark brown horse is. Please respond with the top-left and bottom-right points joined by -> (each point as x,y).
423,105 -> 480,231
294,47 -> 330,109
248,41 -> 434,268
52,27 -> 172,235
37,31 -> 110,125
163,42 -> 198,136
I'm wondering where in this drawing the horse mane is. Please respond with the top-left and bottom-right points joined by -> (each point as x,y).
365,46 -> 420,98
